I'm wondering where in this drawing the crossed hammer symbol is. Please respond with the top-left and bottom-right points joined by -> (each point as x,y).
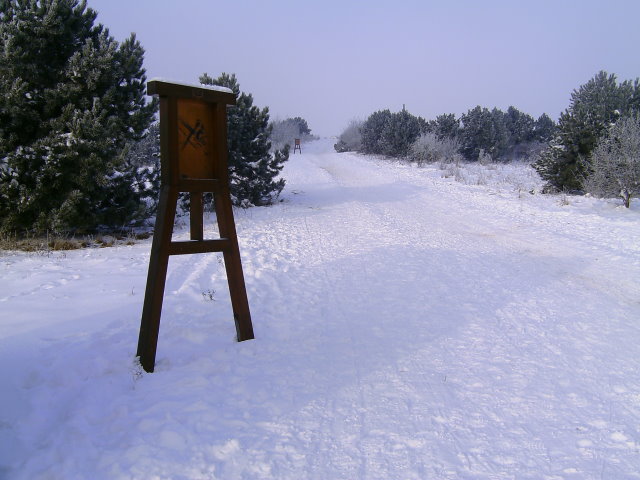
180,119 -> 206,150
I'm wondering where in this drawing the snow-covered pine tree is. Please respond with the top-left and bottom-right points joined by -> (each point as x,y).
290,117 -> 311,136
379,108 -> 425,158
359,108 -> 426,158
459,106 -> 509,161
0,0 -> 156,234
360,109 -> 392,155
533,113 -> 556,143
534,71 -> 640,192
199,72 -> 288,207
504,106 -> 535,146
123,122 -> 161,213
432,113 -> 460,140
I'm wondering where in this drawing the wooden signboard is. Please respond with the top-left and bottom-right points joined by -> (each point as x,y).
177,98 -> 216,179
136,79 -> 254,373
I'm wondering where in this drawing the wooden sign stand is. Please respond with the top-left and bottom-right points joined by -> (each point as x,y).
137,80 -> 254,373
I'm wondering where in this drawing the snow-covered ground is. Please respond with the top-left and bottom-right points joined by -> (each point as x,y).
1,139 -> 639,479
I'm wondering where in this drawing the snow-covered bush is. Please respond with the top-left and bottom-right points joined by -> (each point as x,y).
585,113 -> 640,208
379,109 -> 425,158
410,132 -> 460,165
360,109 -> 392,155
478,148 -> 493,165
360,108 -> 426,158
334,119 -> 363,152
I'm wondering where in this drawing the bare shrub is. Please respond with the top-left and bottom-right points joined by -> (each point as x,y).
334,119 -> 363,152
478,148 -> 493,165
410,133 -> 460,166
476,171 -> 488,186
584,114 -> 640,208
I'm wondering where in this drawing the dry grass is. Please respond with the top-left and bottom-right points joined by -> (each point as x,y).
0,231 -> 152,253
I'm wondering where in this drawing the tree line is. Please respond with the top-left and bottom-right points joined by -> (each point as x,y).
336,72 -> 640,207
337,106 -> 555,163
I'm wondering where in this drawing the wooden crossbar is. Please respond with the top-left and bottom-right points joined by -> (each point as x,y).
179,178 -> 221,193
168,239 -> 231,255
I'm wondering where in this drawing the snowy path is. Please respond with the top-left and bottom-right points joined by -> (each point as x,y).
1,139 -> 639,479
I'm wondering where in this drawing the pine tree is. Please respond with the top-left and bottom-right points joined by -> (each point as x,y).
0,0 -> 156,233
533,113 -> 556,143
123,122 -> 161,213
534,71 -> 640,192
200,72 -> 288,207
433,113 -> 460,140
359,108 -> 426,158
379,108 -> 425,158
290,117 -> 311,136
360,109 -> 392,155
459,106 -> 509,161
504,106 -> 535,145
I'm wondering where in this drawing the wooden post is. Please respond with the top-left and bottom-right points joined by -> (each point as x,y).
136,80 -> 254,373
189,192 -> 204,241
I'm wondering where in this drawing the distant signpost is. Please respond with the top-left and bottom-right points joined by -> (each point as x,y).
136,79 -> 254,373
293,138 -> 302,153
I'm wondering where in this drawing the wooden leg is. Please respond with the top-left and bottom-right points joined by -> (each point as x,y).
222,247 -> 255,341
214,189 -> 254,341
190,192 -> 204,241
137,186 -> 178,372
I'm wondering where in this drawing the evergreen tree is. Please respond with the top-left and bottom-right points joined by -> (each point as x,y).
379,108 -> 425,158
360,109 -> 392,154
534,71 -> 640,192
0,0 -> 156,233
290,117 -> 311,136
533,113 -> 556,143
504,106 -> 535,145
200,72 -> 288,207
459,106 -> 509,161
123,122 -> 161,213
432,113 -> 460,140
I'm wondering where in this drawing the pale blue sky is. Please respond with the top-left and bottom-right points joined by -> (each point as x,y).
89,0 -> 640,136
